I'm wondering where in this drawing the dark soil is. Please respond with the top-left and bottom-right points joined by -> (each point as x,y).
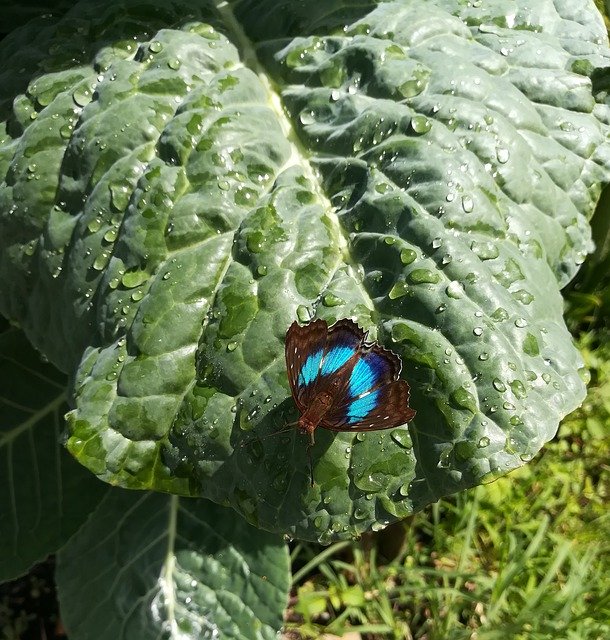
0,556 -> 66,640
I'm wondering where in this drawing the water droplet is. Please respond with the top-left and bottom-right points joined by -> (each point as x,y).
492,378 -> 506,392
473,326 -> 483,336
436,303 -> 447,314
322,293 -> 345,307
478,352 -> 489,361
438,448 -> 451,468
296,305 -> 311,323
93,252 -> 109,271
399,483 -> 410,496
167,58 -> 181,70
121,269 -> 148,288
510,380 -> 526,399
398,73 -> 428,98
471,240 -> 499,260
513,289 -> 534,305
523,333 -> 539,356
445,281 -> 464,299
109,182 -> 131,211
461,195 -> 474,212
514,317 -> 528,328
391,430 -> 412,449
354,507 -> 367,519
478,436 -> 490,448
24,239 -> 38,256
227,341 -> 238,352
450,388 -> 477,413
400,248 -> 417,265
496,146 -> 510,163
411,115 -> 432,134
103,228 -> 117,243
491,307 -> 509,322
388,280 -> 410,299
408,269 -> 440,285
300,110 -> 315,125
246,230 -> 264,253
87,218 -> 102,233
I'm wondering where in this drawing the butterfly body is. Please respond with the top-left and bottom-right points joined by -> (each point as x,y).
285,318 -> 416,444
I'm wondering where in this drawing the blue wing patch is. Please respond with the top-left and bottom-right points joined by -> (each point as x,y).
298,349 -> 323,387
321,345 -> 354,377
347,390 -> 380,424
349,353 -> 388,397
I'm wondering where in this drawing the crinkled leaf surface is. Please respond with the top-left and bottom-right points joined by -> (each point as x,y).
0,329 -> 107,581
56,489 -> 289,640
0,0 -> 609,541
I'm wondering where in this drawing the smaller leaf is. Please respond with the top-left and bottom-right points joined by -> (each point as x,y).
0,329 -> 107,582
56,489 -> 290,640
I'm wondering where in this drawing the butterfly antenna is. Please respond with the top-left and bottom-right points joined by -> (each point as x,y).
238,421 -> 299,448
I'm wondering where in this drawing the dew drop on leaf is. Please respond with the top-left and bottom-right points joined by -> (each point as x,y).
411,115 -> 431,134
322,293 -> 345,307
408,269 -> 440,284
445,281 -> 464,299
492,378 -> 507,392
461,195 -> 474,212
400,248 -> 417,265
496,146 -> 510,163
390,430 -> 412,449
296,305 -> 311,323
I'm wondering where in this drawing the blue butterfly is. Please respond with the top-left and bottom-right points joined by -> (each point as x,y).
285,318 -> 416,446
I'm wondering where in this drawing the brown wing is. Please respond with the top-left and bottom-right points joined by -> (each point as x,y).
320,379 -> 416,432
285,319 -> 329,412
285,317 -> 368,412
319,338 -> 402,416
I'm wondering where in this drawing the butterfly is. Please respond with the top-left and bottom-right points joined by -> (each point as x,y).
285,318 -> 416,452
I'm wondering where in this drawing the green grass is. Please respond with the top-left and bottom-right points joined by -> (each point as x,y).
287,331 -> 610,640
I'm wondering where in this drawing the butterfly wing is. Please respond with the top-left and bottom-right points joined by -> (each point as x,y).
286,318 -> 367,412
320,341 -> 416,431
321,379 -> 416,431
285,319 -> 329,412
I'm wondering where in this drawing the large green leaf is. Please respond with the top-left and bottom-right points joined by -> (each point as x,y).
0,329 -> 107,581
0,0 -> 608,540
56,490 -> 289,640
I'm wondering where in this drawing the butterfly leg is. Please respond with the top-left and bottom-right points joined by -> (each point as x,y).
306,442 -> 314,486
